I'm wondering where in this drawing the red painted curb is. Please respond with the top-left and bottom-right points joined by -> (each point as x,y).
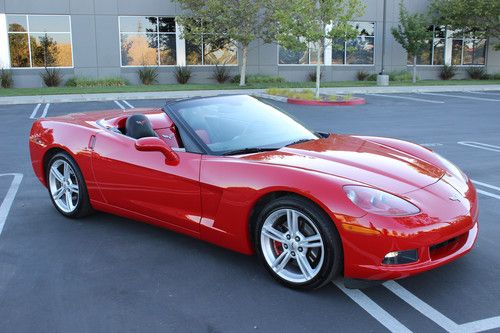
287,97 -> 366,106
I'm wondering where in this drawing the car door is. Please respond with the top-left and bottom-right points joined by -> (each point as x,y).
91,130 -> 202,232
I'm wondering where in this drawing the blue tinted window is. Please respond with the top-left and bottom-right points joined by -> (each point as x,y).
171,95 -> 317,155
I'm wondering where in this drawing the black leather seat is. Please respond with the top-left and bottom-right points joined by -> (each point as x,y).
125,114 -> 158,139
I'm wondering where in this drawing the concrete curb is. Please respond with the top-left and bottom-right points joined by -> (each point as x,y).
0,89 -> 266,105
0,84 -> 498,105
316,85 -> 500,95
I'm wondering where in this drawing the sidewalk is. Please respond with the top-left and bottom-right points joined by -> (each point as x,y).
0,84 -> 499,105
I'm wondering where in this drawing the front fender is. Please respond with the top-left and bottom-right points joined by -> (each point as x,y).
198,155 -> 367,254
29,119 -> 102,201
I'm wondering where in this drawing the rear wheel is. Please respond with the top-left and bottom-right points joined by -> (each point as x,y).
46,152 -> 93,218
254,196 -> 342,290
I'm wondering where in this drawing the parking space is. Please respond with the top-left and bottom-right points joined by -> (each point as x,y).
360,91 -> 500,107
466,91 -> 500,97
127,98 -> 170,109
28,101 -> 123,119
419,92 -> 500,103
25,99 -> 170,120
0,174 -> 23,235
363,93 -> 445,104
0,91 -> 499,332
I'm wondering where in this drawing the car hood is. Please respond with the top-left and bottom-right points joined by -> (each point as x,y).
240,134 -> 445,194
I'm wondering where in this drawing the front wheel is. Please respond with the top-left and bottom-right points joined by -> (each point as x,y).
46,152 -> 93,218
254,196 -> 343,290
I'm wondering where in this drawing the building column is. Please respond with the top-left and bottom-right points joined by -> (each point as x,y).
175,21 -> 186,66
0,14 -> 11,69
444,28 -> 453,65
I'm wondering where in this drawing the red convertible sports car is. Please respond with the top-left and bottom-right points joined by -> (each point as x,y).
29,95 -> 478,290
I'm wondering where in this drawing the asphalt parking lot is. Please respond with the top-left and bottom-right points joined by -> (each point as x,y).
0,90 -> 499,332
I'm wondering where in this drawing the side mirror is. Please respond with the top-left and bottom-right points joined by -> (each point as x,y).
135,137 -> 180,166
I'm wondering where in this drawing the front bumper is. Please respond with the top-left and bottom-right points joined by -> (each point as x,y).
345,222 -> 477,280
339,178 -> 479,281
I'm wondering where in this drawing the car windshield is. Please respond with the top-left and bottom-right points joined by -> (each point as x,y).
168,95 -> 318,155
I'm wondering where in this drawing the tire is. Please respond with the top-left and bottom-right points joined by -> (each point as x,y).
46,151 -> 93,218
254,195 -> 343,290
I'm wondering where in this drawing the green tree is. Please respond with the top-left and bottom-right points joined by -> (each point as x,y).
7,23 -> 30,67
431,0 -> 500,50
273,0 -> 365,98
8,35 -> 30,67
31,33 -> 59,67
391,2 -> 432,83
174,0 -> 276,86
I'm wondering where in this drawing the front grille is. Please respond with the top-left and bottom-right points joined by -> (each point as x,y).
430,237 -> 459,252
429,233 -> 466,261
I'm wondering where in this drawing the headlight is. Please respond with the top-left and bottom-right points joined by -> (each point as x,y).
434,153 -> 467,182
343,185 -> 420,216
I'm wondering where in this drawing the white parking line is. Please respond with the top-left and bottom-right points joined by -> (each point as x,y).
0,173 -> 23,236
460,316 -> 500,333
384,281 -> 500,332
420,92 -> 500,102
29,104 -> 41,119
457,141 -> 500,153
122,100 -> 135,108
29,103 -> 50,119
333,281 -> 412,333
40,103 -> 50,118
476,189 -> 500,200
114,100 -> 126,110
467,91 -> 500,97
365,93 -> 444,104
472,180 -> 500,192
384,281 -> 460,332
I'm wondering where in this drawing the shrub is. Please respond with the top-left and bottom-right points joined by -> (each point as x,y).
64,77 -> 77,87
266,88 -> 318,100
137,67 -> 158,85
356,70 -> 370,81
40,68 -> 62,87
0,69 -> 13,88
231,74 -> 286,84
175,66 -> 192,84
466,67 -> 488,80
231,75 -> 239,84
308,71 -> 323,82
439,65 -> 457,80
266,87 -> 286,96
266,88 -> 355,101
343,93 -> 353,101
388,70 -> 416,82
490,73 -> 500,80
212,65 -> 231,84
65,76 -> 129,87
367,73 -> 377,81
249,75 -> 286,84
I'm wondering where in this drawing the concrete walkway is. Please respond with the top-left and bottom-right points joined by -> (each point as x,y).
0,84 -> 499,105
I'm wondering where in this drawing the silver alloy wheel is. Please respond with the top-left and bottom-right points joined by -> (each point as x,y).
48,159 -> 79,213
260,208 -> 325,283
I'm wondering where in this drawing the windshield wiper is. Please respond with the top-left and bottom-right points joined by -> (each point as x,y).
285,138 -> 315,147
222,147 -> 279,156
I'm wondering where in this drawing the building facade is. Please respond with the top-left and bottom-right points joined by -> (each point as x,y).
0,0 -> 498,88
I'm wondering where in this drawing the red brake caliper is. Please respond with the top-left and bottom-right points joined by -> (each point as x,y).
273,240 -> 284,255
